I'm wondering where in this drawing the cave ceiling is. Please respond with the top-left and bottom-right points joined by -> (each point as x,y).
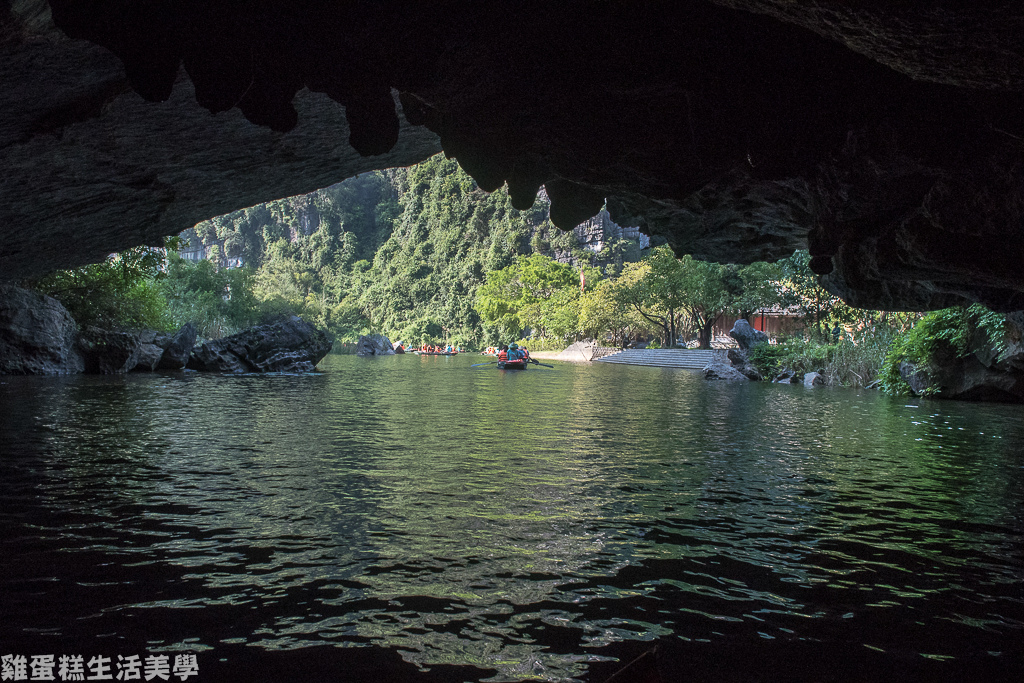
2,0 -> 1023,311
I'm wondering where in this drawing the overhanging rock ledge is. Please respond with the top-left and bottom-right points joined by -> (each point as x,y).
2,0 -> 1023,312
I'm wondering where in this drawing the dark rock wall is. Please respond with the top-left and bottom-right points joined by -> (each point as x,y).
0,1 -> 441,280
0,284 -> 83,374
2,0 -> 1023,313
710,1 -> 1024,91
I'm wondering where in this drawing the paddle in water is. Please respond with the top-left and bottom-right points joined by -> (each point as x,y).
470,361 -> 497,367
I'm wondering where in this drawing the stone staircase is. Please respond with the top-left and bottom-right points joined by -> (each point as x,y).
594,348 -> 726,369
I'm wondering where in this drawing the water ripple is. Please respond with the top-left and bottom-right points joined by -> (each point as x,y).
1,358 -> 1023,681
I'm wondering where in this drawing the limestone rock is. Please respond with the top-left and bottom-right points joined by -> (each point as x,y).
138,329 -> 172,348
0,284 -> 83,375
157,323 -> 197,370
557,340 -> 598,362
803,371 -> 826,387
1001,312 -> 1024,373
0,2 -> 441,281
187,316 -> 332,373
132,343 -> 165,371
78,328 -> 141,374
356,334 -> 395,357
729,319 -> 769,351
710,1 -> 1024,91
899,361 -> 930,396
702,361 -> 750,381
727,347 -> 762,381
900,355 -> 1024,404
773,370 -> 799,384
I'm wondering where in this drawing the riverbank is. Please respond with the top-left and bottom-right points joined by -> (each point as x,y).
529,330 -> 1024,404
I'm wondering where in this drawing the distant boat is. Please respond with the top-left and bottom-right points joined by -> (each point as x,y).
414,350 -> 458,356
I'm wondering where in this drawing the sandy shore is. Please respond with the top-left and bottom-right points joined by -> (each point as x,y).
527,350 -> 564,360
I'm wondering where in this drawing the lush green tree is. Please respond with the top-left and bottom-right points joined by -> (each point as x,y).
474,266 -> 522,336
534,286 -> 583,340
726,260 -> 790,320
778,250 -> 855,341
674,254 -> 731,348
253,239 -> 316,311
34,245 -> 171,331
475,253 -> 600,342
644,247 -> 689,346
612,247 -> 730,348
612,260 -> 669,344
578,278 -> 649,346
158,253 -> 263,337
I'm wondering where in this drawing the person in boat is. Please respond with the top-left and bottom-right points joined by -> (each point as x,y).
445,344 -> 453,354
497,344 -> 509,363
509,343 -> 530,363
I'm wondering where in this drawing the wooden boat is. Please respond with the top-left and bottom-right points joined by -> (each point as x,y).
497,359 -> 528,370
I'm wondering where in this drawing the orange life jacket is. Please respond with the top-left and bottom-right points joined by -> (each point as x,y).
498,349 -> 508,361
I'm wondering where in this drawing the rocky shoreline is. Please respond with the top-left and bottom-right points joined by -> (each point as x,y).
705,319 -> 1024,403
0,284 -> 332,375
550,319 -> 1023,404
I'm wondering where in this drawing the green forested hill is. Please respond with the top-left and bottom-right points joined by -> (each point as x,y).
36,152 -> 953,392
179,153 -> 648,347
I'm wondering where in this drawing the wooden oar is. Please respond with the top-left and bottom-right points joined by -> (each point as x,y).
529,359 -> 554,368
470,361 -> 497,367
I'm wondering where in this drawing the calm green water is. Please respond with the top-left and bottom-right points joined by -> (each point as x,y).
1,354 -> 1023,681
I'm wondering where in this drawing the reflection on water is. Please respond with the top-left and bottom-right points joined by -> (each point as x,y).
1,355 -> 1023,681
